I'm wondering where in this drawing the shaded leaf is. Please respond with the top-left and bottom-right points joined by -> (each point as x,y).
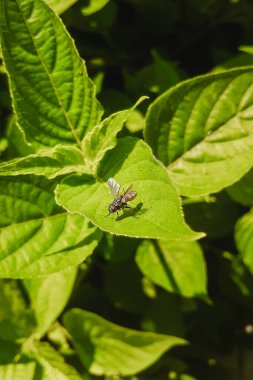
98,89 -> 131,117
151,50 -> 181,93
81,0 -> 111,16
34,342 -> 83,380
63,308 -> 186,376
142,292 -> 184,336
0,176 -> 101,278
136,240 -> 207,298
145,67 -> 253,196
0,0 -> 102,149
56,137 -> 204,240
0,280 -> 36,341
184,192 -> 242,238
0,339 -> 20,364
227,168 -> 253,206
235,210 -> 253,275
23,267 -> 77,338
0,146 -> 87,178
104,260 -> 149,313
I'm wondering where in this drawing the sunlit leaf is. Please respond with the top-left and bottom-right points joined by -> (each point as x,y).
46,0 -> 78,14
136,240 -> 207,298
34,342 -> 83,380
56,137 -> 204,240
0,176 -> 101,278
145,67 -> 253,196
63,308 -> 186,376
0,362 -> 36,380
0,0 -> 102,149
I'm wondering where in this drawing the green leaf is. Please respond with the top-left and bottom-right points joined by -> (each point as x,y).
145,67 -> 253,196
0,362 -> 36,380
81,0 -> 111,16
6,117 -> 35,157
0,176 -> 101,278
184,192 -> 242,238
181,375 -> 198,380
82,97 -> 147,173
136,240 -> 207,298
46,0 -> 78,14
92,71 -> 104,95
23,267 -> 77,338
98,89 -> 131,116
0,138 -> 8,155
104,260 -> 149,313
56,137 -> 204,240
227,168 -> 253,206
33,342 -> 83,380
0,0 -> 102,149
219,251 -> 253,300
0,279 -> 36,341
239,45 -> 253,55
235,210 -> 253,275
125,109 -> 145,133
63,308 -> 186,376
0,146 -> 87,179
151,50 -> 181,93
0,339 -> 20,364
142,292 -> 184,336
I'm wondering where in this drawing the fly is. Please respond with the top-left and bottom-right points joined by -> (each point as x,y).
107,177 -> 137,219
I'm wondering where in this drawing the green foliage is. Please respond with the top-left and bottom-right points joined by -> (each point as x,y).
0,279 -> 36,341
0,0 -> 253,379
0,362 -> 37,380
0,0 -> 102,149
23,267 -> 77,338
235,210 -> 253,275
0,146 -> 86,178
46,0 -> 79,15
63,309 -> 186,376
227,168 -> 253,206
81,0 -> 111,16
145,68 -> 253,196
56,137 -> 202,240
0,176 -> 101,277
135,240 -> 207,298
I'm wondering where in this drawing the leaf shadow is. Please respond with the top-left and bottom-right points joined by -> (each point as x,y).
116,202 -> 146,221
98,137 -> 139,178
154,241 -> 180,293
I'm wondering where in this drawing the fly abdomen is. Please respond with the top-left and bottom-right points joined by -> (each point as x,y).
108,195 -> 126,214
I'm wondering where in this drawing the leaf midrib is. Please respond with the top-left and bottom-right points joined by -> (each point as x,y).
14,0 -> 82,147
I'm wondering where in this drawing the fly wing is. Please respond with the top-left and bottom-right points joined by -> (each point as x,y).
108,177 -> 120,197
124,184 -> 133,194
